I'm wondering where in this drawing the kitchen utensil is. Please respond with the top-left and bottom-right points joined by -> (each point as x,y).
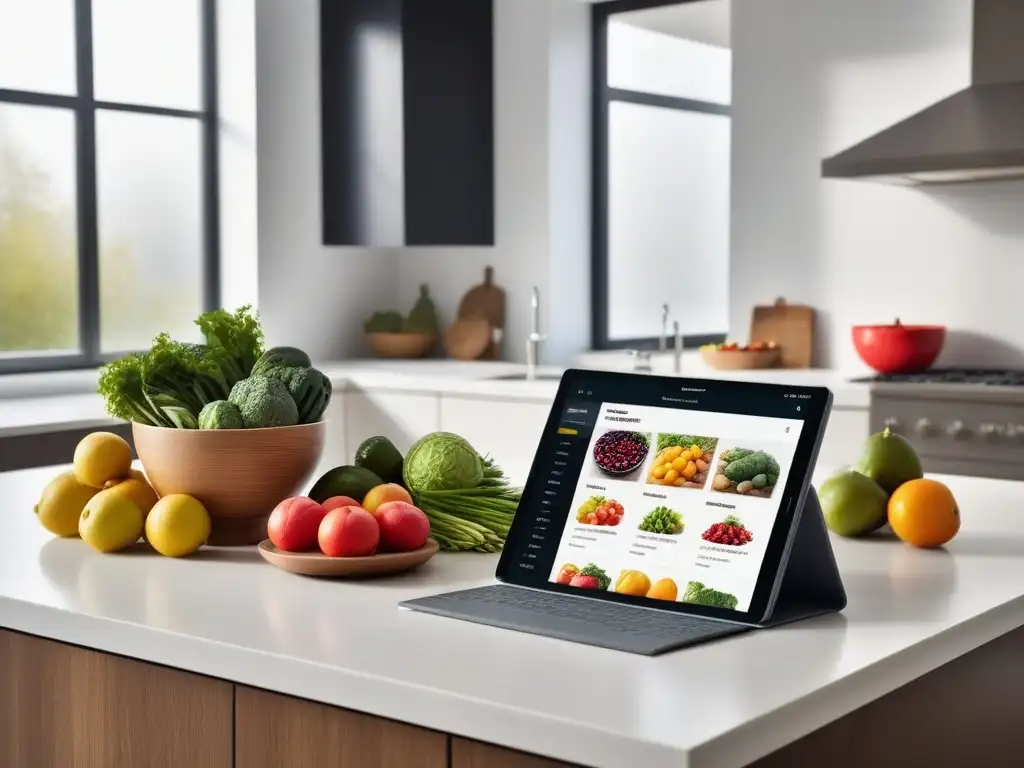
366,332 -> 437,358
700,347 -> 782,370
456,266 -> 505,359
852,318 -> 945,373
257,538 -> 439,577
133,422 -> 325,546
444,318 -> 492,360
750,298 -> 815,368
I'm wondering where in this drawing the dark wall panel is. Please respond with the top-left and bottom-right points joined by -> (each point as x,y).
321,0 -> 404,246
402,0 -> 495,245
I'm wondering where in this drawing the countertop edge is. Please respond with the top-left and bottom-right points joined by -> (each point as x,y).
0,597 -> 681,768
4,592 -> 1022,768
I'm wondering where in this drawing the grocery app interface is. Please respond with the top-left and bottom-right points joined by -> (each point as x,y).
505,380 -> 808,613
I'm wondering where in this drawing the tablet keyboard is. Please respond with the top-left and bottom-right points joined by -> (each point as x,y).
402,584 -> 750,655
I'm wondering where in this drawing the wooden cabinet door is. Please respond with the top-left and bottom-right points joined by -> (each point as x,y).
235,686 -> 447,768
0,629 -> 232,768
451,738 -> 580,768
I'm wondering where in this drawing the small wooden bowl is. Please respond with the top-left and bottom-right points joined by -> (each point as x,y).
367,332 -> 437,358
133,422 -> 325,546
444,319 -> 492,360
700,347 -> 782,370
257,539 -> 439,577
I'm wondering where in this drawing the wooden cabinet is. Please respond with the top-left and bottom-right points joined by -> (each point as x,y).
440,397 -> 551,485
344,390 -> 440,455
235,687 -> 446,768
0,629 -> 232,768
452,738 -> 578,768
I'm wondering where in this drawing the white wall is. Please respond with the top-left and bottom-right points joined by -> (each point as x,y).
393,0 -> 591,364
254,0 -> 399,360
254,0 -> 589,364
732,0 -> 1024,370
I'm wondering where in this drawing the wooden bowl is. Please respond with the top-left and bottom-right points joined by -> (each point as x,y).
366,332 -> 437,358
257,539 -> 439,577
132,422 -> 325,546
444,319 -> 492,360
700,347 -> 782,370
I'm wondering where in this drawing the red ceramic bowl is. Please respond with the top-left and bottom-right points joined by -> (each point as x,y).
852,320 -> 945,374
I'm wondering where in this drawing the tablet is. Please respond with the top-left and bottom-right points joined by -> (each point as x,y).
496,369 -> 833,624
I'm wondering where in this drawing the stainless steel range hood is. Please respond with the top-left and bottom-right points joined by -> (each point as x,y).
821,0 -> 1024,184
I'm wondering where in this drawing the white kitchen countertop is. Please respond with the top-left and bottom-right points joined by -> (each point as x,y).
0,357 -> 869,438
2,465 -> 1022,768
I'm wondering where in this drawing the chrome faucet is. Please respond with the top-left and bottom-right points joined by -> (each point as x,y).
660,304 -> 670,352
673,320 -> 682,374
525,286 -> 547,381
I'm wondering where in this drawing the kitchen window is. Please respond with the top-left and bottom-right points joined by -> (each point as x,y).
0,0 -> 220,374
591,0 -> 730,350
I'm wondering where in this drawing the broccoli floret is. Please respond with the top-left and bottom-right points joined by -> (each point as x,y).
681,581 -> 738,610
198,400 -> 244,430
228,376 -> 298,428
262,366 -> 331,423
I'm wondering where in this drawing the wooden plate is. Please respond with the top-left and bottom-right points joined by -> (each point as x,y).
257,539 -> 439,577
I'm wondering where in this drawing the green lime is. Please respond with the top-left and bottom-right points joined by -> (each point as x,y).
819,469 -> 888,537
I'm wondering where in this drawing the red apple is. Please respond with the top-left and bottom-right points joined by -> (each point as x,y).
322,495 -> 362,512
569,574 -> 600,589
375,501 -> 430,552
318,506 -> 380,557
268,497 -> 326,552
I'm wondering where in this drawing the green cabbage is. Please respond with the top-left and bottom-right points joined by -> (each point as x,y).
403,431 -> 484,492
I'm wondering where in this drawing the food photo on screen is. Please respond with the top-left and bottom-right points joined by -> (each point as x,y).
646,434 -> 719,489
711,444 -> 785,498
575,495 -> 625,527
590,429 -> 651,481
554,562 -> 611,590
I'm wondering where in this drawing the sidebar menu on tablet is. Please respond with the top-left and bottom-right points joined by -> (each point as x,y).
507,400 -> 599,576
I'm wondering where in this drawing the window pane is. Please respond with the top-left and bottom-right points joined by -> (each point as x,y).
607,101 -> 729,341
96,111 -> 203,352
608,19 -> 731,105
93,0 -> 202,110
0,0 -> 77,94
0,103 -> 79,355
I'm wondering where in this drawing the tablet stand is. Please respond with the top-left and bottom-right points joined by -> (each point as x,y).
757,485 -> 848,628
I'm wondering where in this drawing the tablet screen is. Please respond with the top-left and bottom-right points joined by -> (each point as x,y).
496,370 -> 831,622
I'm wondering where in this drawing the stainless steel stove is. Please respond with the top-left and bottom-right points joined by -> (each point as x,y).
857,369 -> 1024,480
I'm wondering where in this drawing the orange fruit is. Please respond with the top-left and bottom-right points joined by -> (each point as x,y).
888,478 -> 960,548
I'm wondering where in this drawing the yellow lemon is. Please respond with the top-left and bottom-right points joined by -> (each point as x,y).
73,432 -> 133,488
35,471 -> 100,537
79,488 -> 144,553
103,478 -> 159,519
145,495 -> 211,558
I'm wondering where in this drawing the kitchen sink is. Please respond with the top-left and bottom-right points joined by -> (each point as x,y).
490,373 -> 563,381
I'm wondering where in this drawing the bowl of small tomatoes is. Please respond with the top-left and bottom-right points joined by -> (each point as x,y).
700,340 -> 781,370
575,495 -> 624,527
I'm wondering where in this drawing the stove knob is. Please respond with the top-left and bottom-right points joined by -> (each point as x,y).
884,417 -> 900,431
979,422 -> 1002,439
914,417 -> 935,436
947,420 -> 968,439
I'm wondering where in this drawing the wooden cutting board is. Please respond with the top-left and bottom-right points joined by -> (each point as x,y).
456,266 -> 505,360
750,298 -> 815,368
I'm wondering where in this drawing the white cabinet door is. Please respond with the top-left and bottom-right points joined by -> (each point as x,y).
344,390 -> 440,457
311,393 -> 348,483
815,407 -> 870,477
440,396 -> 552,486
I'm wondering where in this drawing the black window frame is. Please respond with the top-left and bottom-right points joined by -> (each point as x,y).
591,0 -> 730,351
0,0 -> 220,375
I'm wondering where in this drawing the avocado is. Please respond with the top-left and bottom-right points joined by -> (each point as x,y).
354,436 -> 404,485
855,426 -> 923,495
308,465 -> 383,504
